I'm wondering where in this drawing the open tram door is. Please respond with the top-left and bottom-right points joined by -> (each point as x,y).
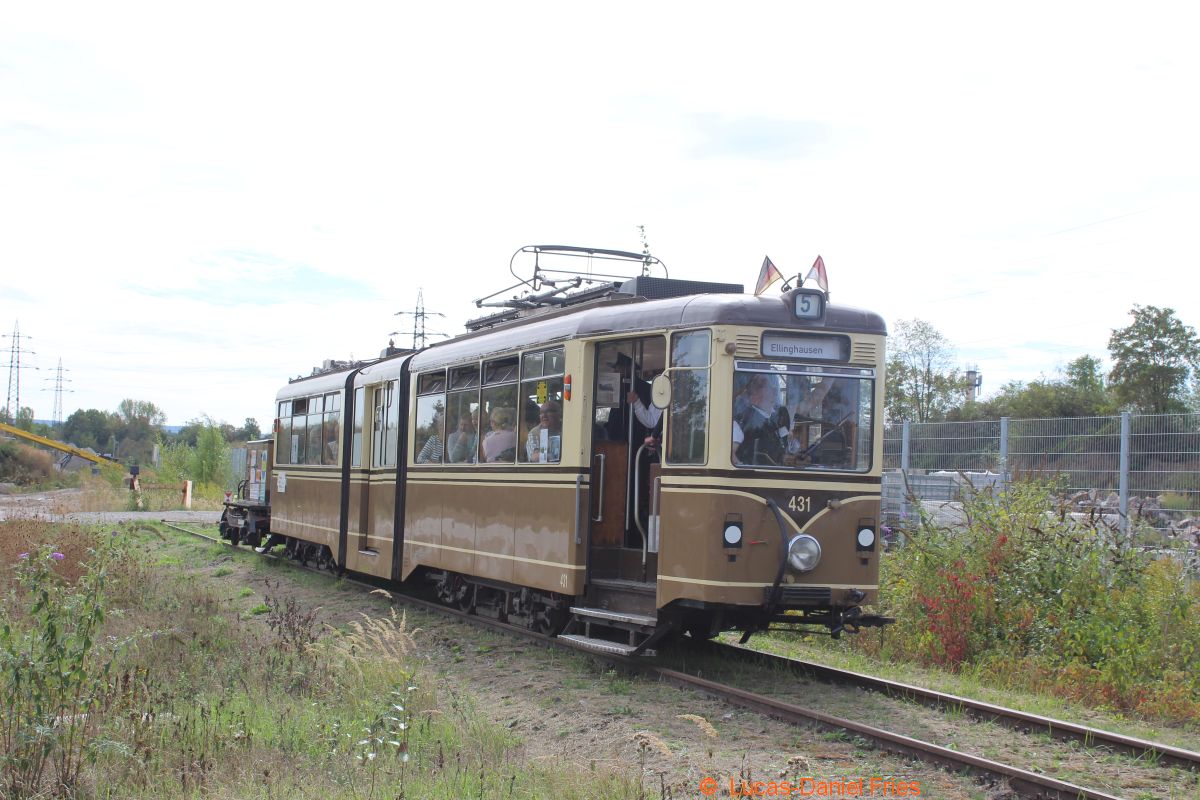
587,337 -> 666,595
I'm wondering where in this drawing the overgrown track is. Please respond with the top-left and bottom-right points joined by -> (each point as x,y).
696,639 -> 1200,773
162,520 -> 1192,800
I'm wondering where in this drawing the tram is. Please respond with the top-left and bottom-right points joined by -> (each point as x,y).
253,246 -> 890,653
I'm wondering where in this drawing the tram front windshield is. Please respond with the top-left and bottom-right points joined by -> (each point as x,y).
732,367 -> 873,471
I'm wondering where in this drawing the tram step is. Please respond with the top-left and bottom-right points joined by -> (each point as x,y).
588,577 -> 656,595
569,606 -> 658,628
558,634 -> 657,658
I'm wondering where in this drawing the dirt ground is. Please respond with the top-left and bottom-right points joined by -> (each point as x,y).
193,539 -> 1007,800
0,489 -> 219,524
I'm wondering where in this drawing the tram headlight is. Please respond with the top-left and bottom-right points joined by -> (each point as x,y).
787,535 -> 822,572
723,523 -> 743,547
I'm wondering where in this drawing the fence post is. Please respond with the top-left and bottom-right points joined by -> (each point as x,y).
900,421 -> 912,522
999,416 -> 1009,492
1118,411 -> 1130,544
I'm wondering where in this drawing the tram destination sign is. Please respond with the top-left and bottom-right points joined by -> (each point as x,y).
761,334 -> 845,361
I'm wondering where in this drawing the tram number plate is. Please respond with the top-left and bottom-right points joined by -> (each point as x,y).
787,495 -> 811,513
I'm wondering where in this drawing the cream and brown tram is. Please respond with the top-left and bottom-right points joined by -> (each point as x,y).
262,248 -> 890,653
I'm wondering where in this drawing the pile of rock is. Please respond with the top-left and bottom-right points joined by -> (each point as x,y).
1065,489 -> 1200,546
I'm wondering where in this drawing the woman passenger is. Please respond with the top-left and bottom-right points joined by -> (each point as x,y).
481,406 -> 517,462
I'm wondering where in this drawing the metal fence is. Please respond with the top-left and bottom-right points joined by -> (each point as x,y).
883,412 -> 1200,538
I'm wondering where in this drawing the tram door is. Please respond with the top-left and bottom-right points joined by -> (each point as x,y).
588,337 -> 666,584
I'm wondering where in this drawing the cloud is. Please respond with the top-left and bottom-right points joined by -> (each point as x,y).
687,114 -> 831,160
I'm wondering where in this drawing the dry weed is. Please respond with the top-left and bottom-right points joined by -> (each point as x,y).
632,731 -> 672,759
676,714 -> 719,739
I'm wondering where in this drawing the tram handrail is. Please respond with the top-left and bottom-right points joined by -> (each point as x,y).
633,441 -> 654,576
590,453 -> 605,522
573,474 -> 584,545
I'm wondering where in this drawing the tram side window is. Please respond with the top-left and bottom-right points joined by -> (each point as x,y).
306,395 -> 324,465
479,356 -> 518,463
351,387 -> 365,467
275,401 -> 290,465
414,371 -> 446,464
667,330 -> 710,465
518,347 -> 565,464
277,419 -> 292,465
290,397 -> 309,465
383,380 -> 400,466
446,365 -> 480,464
322,392 -> 341,465
371,382 -> 398,468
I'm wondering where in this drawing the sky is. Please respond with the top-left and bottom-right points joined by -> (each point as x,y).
3,2 -> 1198,429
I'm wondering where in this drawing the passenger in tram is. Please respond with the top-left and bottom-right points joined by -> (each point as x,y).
446,411 -> 478,463
734,373 -> 789,465
482,406 -> 517,462
415,410 -> 445,464
525,400 -> 562,462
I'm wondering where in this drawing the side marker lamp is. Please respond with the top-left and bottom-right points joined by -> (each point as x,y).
856,527 -> 877,551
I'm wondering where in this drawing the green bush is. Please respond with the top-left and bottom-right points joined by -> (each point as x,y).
0,543 -> 122,798
873,481 -> 1200,721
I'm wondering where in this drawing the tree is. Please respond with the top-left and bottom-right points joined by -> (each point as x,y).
1108,305 -> 1200,414
13,406 -> 35,432
113,398 -> 167,462
886,319 -> 969,422
116,399 -> 166,426
62,409 -> 118,452
958,354 -> 1115,420
193,423 -> 231,487
233,417 -> 261,442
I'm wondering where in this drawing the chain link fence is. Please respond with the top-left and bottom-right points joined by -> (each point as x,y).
883,412 -> 1200,542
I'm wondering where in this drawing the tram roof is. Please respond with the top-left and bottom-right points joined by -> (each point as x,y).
411,290 -> 886,371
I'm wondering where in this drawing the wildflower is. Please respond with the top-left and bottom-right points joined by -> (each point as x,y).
18,552 -> 29,560
51,552 -> 65,561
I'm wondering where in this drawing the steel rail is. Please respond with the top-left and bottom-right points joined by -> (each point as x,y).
159,520 -> 1171,799
654,668 -> 1124,800
701,640 -> 1200,773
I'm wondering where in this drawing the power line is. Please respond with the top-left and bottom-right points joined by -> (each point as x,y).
41,358 -> 73,426
2,321 -> 36,424
391,288 -> 447,350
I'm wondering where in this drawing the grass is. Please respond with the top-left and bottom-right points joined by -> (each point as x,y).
0,518 -> 640,800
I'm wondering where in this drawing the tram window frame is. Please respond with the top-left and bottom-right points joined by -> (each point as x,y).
478,356 -> 520,464
277,415 -> 293,465
484,357 -> 519,385
291,412 -> 307,465
322,392 -> 341,466
731,364 -> 874,472
351,386 -> 365,467
449,365 -> 480,390
371,381 -> 399,469
418,371 -> 447,395
444,387 -> 480,464
666,330 -> 711,466
414,370 -> 447,465
306,400 -> 323,465
518,347 -> 565,464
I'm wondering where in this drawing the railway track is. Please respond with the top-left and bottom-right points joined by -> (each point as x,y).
695,639 -> 1200,773
163,520 -> 1197,800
